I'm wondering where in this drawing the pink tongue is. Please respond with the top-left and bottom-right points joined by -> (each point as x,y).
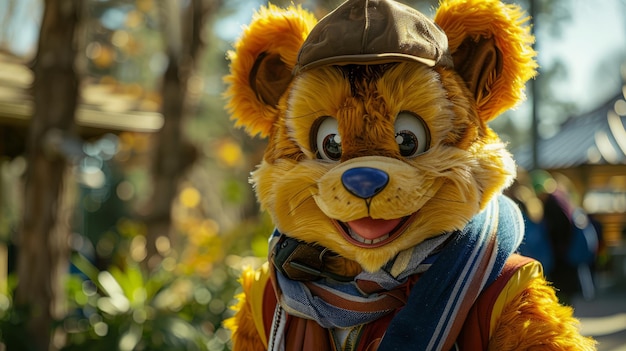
346,217 -> 403,240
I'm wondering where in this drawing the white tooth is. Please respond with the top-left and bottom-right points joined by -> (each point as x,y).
348,227 -> 389,245
348,228 -> 364,243
372,234 -> 389,244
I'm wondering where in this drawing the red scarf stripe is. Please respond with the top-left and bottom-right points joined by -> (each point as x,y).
304,281 -> 407,313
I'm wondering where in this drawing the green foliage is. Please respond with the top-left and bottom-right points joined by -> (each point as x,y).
0,226 -> 253,351
0,308 -> 36,351
59,250 -> 240,351
0,1 -> 274,350
0,280 -> 37,351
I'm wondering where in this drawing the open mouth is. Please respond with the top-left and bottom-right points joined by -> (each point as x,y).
332,212 -> 418,248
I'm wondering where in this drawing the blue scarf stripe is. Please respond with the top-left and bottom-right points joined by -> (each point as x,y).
489,197 -> 525,282
379,195 -> 522,351
276,272 -> 394,327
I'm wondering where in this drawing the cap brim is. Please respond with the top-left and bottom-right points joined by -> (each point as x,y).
294,53 -> 438,75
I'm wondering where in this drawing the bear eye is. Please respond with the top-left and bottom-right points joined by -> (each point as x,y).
314,117 -> 342,161
394,112 -> 429,157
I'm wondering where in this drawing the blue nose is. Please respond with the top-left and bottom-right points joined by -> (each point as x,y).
341,167 -> 389,199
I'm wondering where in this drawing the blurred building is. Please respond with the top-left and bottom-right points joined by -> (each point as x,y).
0,51 -> 163,152
515,85 -> 626,248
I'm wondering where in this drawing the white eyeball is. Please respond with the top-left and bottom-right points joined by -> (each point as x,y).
394,112 -> 429,157
315,117 -> 342,161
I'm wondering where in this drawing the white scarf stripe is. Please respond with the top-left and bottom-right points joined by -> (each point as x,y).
427,201 -> 498,350
269,305 -> 286,351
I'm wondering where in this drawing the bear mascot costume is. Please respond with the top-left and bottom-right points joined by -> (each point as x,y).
223,0 -> 597,350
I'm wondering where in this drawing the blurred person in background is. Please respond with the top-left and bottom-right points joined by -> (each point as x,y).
531,170 -> 599,304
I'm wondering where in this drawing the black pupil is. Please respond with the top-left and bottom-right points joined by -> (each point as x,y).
397,131 -> 418,156
323,134 -> 342,160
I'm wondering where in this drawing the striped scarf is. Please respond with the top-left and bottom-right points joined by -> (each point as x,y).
269,195 -> 523,351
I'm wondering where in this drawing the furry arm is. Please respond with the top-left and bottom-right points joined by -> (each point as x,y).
490,276 -> 596,350
224,266 -> 269,351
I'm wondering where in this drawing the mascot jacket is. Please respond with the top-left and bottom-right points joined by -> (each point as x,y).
240,252 -> 541,351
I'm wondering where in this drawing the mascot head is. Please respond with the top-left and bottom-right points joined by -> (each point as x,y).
225,0 -> 536,272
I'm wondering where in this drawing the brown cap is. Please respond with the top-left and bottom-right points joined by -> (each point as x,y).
294,0 -> 453,74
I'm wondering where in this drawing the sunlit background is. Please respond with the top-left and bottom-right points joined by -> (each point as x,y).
0,0 -> 625,350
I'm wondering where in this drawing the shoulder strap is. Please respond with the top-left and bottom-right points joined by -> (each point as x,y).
455,254 -> 541,349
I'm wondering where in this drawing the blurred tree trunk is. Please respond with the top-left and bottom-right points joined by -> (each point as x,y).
15,0 -> 82,350
142,0 -> 218,270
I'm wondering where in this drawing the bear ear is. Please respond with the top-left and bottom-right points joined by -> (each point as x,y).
224,5 -> 317,138
435,0 -> 537,122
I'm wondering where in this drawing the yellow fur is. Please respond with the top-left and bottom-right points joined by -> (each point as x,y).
256,63 -> 512,271
490,277 -> 597,350
224,268 -> 266,351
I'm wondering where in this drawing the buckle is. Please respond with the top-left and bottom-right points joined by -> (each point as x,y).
271,235 -> 355,282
